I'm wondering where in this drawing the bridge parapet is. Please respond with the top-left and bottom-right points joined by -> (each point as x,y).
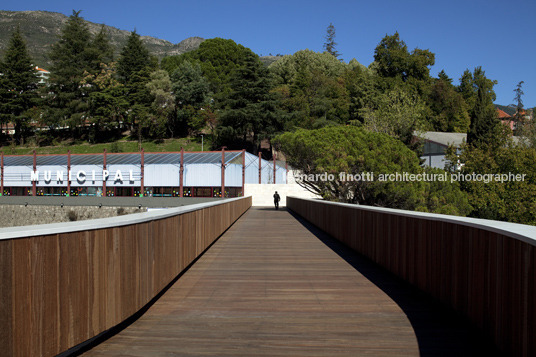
0,196 -> 251,356
288,196 -> 536,357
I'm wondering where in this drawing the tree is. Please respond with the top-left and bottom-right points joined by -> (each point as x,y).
47,10 -> 103,138
117,30 -> 151,84
216,51 -> 279,151
437,69 -> 452,84
465,67 -> 500,147
274,125 -> 470,215
269,50 -> 350,129
323,23 -> 340,59
117,31 -> 156,147
90,26 -> 114,66
361,87 -> 427,146
373,32 -> 435,82
161,38 -> 253,103
0,26 -> 39,144
146,70 -> 175,138
513,81 -> 524,111
170,61 -> 211,136
428,74 -> 470,132
448,141 -> 536,225
82,62 -> 128,142
512,81 -> 525,134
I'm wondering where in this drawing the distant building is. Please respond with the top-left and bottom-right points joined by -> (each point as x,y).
0,150 -> 288,198
497,108 -> 515,131
35,66 -> 49,84
417,130 -> 523,169
416,131 -> 466,169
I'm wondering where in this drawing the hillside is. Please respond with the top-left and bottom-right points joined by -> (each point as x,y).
0,10 -> 205,68
495,104 -> 517,116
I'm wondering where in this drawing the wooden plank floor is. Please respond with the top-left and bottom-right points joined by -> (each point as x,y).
82,208 -> 501,356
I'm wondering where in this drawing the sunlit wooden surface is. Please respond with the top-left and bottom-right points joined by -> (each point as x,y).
83,207 -> 499,356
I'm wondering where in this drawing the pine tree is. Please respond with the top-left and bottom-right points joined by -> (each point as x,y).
512,81 -> 526,135
0,26 -> 39,144
466,67 -> 500,147
81,25 -> 116,142
117,31 -> 151,84
90,25 -> 114,67
323,23 -> 340,59
437,70 -> 452,84
47,10 -> 101,137
117,31 -> 155,147
217,51 -> 279,151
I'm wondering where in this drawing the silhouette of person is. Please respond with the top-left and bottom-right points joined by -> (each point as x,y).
273,191 -> 281,210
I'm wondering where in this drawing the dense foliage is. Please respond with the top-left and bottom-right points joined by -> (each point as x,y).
274,126 -> 471,215
0,26 -> 39,144
446,140 -> 536,225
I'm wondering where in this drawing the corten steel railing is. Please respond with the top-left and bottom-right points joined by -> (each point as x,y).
287,196 -> 536,357
0,196 -> 251,357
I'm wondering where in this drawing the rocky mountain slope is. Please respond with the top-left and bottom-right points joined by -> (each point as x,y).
0,10 -> 205,68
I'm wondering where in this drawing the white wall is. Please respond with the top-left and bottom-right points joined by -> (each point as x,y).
244,182 -> 319,207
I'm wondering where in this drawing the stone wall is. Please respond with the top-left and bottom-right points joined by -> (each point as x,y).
0,205 -> 145,228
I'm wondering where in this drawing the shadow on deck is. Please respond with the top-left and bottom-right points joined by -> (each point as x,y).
78,207 -> 501,356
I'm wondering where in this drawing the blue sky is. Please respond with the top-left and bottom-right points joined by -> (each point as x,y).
2,0 -> 535,107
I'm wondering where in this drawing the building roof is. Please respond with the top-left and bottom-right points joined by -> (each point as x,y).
1,151 -> 276,167
415,131 -> 467,147
497,109 -> 512,119
416,131 -> 523,148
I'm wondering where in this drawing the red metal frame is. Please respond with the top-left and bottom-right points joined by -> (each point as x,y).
221,148 -> 225,198
103,149 -> 107,197
180,148 -> 184,197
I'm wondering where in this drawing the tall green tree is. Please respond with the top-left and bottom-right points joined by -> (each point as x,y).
117,31 -> 156,147
81,62 -> 128,142
323,23 -> 340,59
0,26 -> 39,144
512,81 -> 525,134
171,61 -> 211,136
90,26 -> 114,66
428,72 -> 470,132
161,38 -> 252,103
117,30 -> 151,84
373,32 -> 435,82
216,51 -> 279,151
47,10 -> 102,138
361,87 -> 427,146
465,67 -> 500,147
269,50 -> 350,129
146,69 -> 175,138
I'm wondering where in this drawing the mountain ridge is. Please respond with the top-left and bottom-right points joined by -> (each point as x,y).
0,10 -> 205,68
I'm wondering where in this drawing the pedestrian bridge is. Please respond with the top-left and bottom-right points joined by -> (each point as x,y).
1,197 -> 534,356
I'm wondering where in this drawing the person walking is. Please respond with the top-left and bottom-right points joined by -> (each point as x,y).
273,191 -> 281,210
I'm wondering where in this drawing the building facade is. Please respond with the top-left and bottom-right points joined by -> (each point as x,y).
0,150 -> 288,198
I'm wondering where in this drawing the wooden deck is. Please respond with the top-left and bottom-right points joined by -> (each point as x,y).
81,208 -> 500,356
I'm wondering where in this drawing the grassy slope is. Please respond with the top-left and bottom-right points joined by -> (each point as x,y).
1,137 -> 211,156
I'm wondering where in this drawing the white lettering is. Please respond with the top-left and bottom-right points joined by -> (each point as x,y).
129,170 -> 134,182
44,170 -> 52,182
69,170 -> 72,181
56,171 -> 64,182
31,171 -> 39,182
77,170 -> 86,183
92,170 -> 96,182
103,170 -> 109,181
114,170 -> 123,182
